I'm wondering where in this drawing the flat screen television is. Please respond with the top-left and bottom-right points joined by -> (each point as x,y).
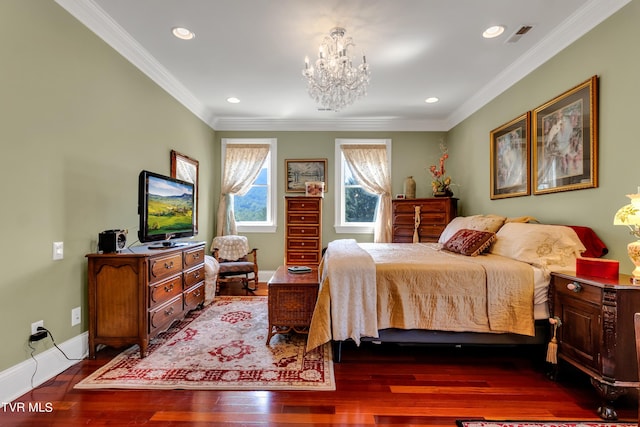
138,170 -> 195,246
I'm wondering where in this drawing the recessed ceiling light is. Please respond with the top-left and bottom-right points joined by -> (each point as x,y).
226,97 -> 240,104
172,27 -> 195,40
483,25 -> 505,39
425,97 -> 439,104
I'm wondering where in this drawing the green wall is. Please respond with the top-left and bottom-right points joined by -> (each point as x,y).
0,1 -> 215,370
447,1 -> 640,274
215,131 -> 447,269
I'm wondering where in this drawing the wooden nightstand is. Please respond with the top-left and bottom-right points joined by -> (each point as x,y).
550,271 -> 640,420
266,265 -> 319,344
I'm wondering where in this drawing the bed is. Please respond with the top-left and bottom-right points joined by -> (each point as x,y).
306,215 -> 607,361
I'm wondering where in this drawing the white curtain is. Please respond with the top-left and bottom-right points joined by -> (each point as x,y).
216,144 -> 269,236
341,144 -> 392,243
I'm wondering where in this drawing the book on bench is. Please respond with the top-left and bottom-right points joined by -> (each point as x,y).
288,266 -> 312,274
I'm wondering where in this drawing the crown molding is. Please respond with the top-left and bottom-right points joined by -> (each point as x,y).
56,0 -> 630,132
55,0 -> 212,127
211,117 -> 450,132
446,0 -> 631,130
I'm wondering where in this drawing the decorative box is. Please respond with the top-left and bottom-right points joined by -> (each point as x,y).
576,257 -> 619,280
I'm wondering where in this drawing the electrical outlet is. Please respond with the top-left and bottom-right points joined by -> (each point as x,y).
71,306 -> 81,326
31,320 -> 44,335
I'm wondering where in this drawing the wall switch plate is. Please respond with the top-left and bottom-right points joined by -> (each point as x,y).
71,307 -> 81,326
31,320 -> 44,335
53,241 -> 64,260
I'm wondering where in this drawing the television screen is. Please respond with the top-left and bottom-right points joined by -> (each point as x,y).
138,170 -> 195,243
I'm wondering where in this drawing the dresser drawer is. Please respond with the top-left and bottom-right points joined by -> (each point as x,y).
287,239 -> 320,251
287,225 -> 320,238
554,276 -> 601,305
149,296 -> 183,335
184,283 -> 205,311
184,265 -> 204,288
149,275 -> 183,308
287,198 -> 321,212
184,246 -> 205,268
287,251 -> 320,264
149,253 -> 183,283
287,212 -> 320,224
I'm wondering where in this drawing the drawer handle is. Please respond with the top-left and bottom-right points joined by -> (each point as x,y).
164,284 -> 174,293
301,242 -> 305,246
193,253 -> 200,259
194,290 -> 201,297
301,204 -> 305,207
301,230 -> 305,234
165,307 -> 174,316
193,272 -> 200,279
164,261 -> 174,269
567,282 -> 582,293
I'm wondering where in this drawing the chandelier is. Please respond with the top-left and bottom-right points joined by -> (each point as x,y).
302,27 -> 370,111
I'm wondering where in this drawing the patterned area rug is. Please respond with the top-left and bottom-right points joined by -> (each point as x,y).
75,296 -> 334,391
457,421 -> 637,427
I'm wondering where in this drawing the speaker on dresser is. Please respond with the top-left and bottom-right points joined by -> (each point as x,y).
98,229 -> 127,253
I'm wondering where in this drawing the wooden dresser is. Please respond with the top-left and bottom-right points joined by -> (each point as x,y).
550,271 -> 640,420
285,196 -> 322,265
391,197 -> 458,243
86,242 -> 206,358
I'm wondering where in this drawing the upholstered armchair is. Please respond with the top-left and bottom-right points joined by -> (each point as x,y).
211,235 -> 259,292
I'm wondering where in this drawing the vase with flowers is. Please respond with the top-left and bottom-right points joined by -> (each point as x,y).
428,143 -> 453,197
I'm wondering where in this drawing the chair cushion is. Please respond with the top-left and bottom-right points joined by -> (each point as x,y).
211,235 -> 249,261
218,261 -> 255,275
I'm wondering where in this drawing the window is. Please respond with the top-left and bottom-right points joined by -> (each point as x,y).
334,139 -> 392,234
221,138 -> 277,233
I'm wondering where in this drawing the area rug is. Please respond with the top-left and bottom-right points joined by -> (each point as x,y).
457,421 -> 637,427
75,296 -> 334,391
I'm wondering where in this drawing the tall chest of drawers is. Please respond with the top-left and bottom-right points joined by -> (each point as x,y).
285,196 -> 323,265
391,197 -> 458,243
86,242 -> 205,358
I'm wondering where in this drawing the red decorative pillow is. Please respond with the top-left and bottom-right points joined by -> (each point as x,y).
443,229 -> 496,256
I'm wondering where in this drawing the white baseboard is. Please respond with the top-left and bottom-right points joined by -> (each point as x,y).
0,332 -> 88,404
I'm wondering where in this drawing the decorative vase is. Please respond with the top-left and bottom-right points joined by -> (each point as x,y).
404,176 -> 416,199
433,187 -> 453,197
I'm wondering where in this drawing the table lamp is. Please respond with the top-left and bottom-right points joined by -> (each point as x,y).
613,189 -> 640,284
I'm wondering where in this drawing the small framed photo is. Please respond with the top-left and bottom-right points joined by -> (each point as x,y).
395,194 -> 406,199
286,159 -> 327,193
489,112 -> 531,199
305,181 -> 325,197
532,75 -> 598,195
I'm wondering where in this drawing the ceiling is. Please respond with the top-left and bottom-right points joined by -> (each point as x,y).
56,0 -> 628,131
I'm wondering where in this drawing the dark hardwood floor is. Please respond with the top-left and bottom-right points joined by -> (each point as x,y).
3,281 -> 637,426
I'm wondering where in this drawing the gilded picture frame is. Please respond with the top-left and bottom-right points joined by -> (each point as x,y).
285,158 -> 327,193
532,75 -> 598,195
170,150 -> 199,233
490,112 -> 531,199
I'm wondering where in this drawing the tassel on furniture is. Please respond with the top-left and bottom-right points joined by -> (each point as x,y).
546,316 -> 562,364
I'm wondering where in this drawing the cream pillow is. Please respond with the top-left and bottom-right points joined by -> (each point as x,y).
490,222 -> 586,269
438,214 -> 506,244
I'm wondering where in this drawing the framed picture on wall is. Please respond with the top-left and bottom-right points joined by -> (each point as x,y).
490,112 -> 531,199
170,150 -> 199,233
532,75 -> 598,195
285,158 -> 327,193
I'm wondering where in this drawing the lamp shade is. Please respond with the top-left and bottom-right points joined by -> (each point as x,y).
613,194 -> 640,226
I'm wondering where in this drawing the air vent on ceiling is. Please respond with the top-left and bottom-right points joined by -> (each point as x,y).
506,25 -> 533,43
317,108 -> 334,112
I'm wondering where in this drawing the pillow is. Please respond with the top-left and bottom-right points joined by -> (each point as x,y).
438,214 -> 506,244
490,223 -> 586,269
443,229 -> 497,256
